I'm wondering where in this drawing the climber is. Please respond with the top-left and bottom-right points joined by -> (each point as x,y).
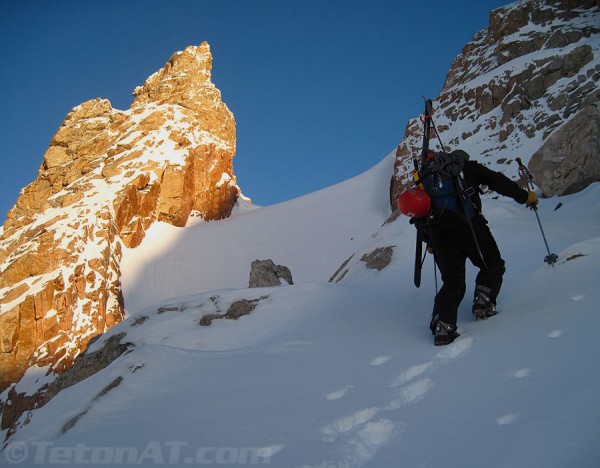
401,150 -> 539,346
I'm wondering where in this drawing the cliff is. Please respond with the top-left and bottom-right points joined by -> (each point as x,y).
0,42 -> 239,410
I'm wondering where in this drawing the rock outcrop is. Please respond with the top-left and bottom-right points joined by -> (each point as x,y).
0,42 -> 239,418
1,332 -> 132,438
528,103 -> 600,196
200,296 -> 269,326
248,259 -> 294,288
361,246 -> 394,271
391,0 -> 600,205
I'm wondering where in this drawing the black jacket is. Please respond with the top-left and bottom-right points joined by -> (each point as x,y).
431,160 -> 528,229
463,160 -> 528,211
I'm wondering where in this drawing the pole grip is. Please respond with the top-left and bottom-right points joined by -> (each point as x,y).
515,156 -> 534,191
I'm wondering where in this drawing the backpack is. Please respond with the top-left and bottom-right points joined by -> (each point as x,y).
420,151 -> 476,221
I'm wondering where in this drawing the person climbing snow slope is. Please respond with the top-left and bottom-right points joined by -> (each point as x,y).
399,149 -> 539,346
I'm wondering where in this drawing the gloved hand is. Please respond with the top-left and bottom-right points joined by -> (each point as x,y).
526,191 -> 539,210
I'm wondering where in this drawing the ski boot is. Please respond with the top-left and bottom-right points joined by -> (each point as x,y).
432,318 -> 459,346
472,285 -> 497,320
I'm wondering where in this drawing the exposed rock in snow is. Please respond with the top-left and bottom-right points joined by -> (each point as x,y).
329,254 -> 355,283
1,332 -> 132,438
361,246 -> 395,271
248,259 -> 294,288
200,296 -> 269,326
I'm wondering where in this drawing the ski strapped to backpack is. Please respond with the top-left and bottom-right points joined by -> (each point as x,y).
410,98 -> 434,288
515,157 -> 558,267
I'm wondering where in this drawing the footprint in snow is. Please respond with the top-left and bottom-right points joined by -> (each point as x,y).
311,419 -> 400,468
497,413 -> 519,425
370,355 -> 390,366
510,368 -> 531,378
313,335 -> 475,467
436,336 -> 475,361
320,407 -> 380,442
389,361 -> 433,388
386,378 -> 435,410
325,384 -> 353,401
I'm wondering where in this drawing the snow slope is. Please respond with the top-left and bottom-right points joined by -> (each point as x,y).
119,151 -> 396,314
2,147 -> 599,467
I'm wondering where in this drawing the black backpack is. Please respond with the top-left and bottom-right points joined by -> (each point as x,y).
420,151 -> 476,221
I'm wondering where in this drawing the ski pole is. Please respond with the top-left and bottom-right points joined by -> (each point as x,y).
515,157 -> 558,267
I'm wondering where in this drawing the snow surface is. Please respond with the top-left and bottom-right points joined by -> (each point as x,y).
2,148 -> 600,467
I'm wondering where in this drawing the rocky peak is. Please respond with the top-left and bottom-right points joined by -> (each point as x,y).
132,42 -> 235,145
0,41 -> 240,425
133,42 -> 213,104
390,0 -> 600,205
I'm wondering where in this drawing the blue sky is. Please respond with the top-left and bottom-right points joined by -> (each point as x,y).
0,0 -> 509,219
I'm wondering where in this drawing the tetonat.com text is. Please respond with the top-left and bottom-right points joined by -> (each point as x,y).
2,441 -> 278,465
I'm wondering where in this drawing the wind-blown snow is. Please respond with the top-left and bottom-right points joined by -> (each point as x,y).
3,144 -> 599,467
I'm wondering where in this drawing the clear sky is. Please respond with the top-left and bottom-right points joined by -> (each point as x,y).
0,0 -> 510,219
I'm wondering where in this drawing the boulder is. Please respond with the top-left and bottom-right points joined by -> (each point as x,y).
529,104 -> 600,196
249,259 -> 294,288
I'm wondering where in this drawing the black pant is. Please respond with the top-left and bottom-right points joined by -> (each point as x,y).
430,214 -> 506,327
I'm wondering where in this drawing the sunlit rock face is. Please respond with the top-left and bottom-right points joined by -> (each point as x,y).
0,42 -> 239,412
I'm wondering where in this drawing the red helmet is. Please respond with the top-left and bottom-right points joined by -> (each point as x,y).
397,187 -> 430,217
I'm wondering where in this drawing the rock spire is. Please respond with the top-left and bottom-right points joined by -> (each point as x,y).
0,42 -> 239,417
